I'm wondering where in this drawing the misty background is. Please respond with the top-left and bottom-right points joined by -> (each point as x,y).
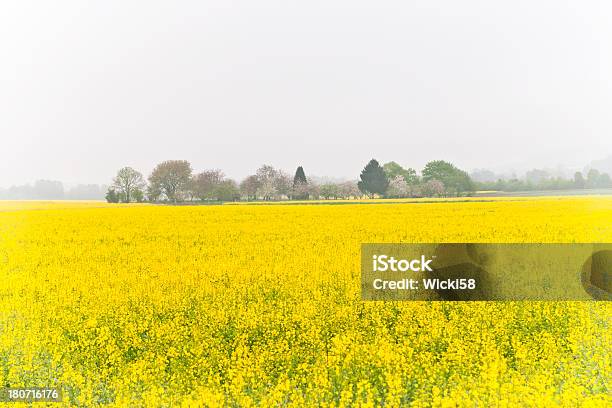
1,1 -> 611,199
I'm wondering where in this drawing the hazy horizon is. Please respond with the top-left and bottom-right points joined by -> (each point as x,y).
2,1 -> 611,187
1,156 -> 611,190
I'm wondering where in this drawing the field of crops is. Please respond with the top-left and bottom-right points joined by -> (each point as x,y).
0,198 -> 610,406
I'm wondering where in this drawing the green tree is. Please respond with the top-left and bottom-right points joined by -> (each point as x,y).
586,169 -> 612,188
573,172 -> 586,189
587,169 -> 600,188
146,184 -> 162,202
214,179 -> 240,201
599,172 -> 612,188
357,159 -> 389,197
293,166 -> 307,186
319,183 -> 340,199
383,161 -> 419,184
132,188 -> 145,203
105,188 -> 119,203
422,160 -> 474,196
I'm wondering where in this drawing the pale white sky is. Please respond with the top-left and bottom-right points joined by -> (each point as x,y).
1,0 -> 611,186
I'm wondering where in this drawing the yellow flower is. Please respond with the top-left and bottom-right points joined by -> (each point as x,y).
0,197 -> 610,406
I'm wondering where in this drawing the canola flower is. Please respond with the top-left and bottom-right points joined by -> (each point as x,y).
0,197 -> 610,407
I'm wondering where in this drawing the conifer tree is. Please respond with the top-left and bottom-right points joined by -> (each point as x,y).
357,159 -> 389,197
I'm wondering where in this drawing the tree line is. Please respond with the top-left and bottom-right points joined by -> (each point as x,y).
106,159 -> 476,203
474,169 -> 612,192
0,181 -> 106,200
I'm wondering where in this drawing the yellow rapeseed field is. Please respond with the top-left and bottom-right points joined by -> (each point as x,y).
0,197 -> 610,407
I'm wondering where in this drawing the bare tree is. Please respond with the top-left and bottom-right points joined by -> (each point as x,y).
240,175 -> 261,201
147,183 -> 162,202
338,181 -> 361,199
112,167 -> 145,203
255,165 -> 278,200
193,170 -> 224,200
274,170 -> 292,199
306,180 -> 321,200
258,179 -> 276,201
148,160 -> 192,202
